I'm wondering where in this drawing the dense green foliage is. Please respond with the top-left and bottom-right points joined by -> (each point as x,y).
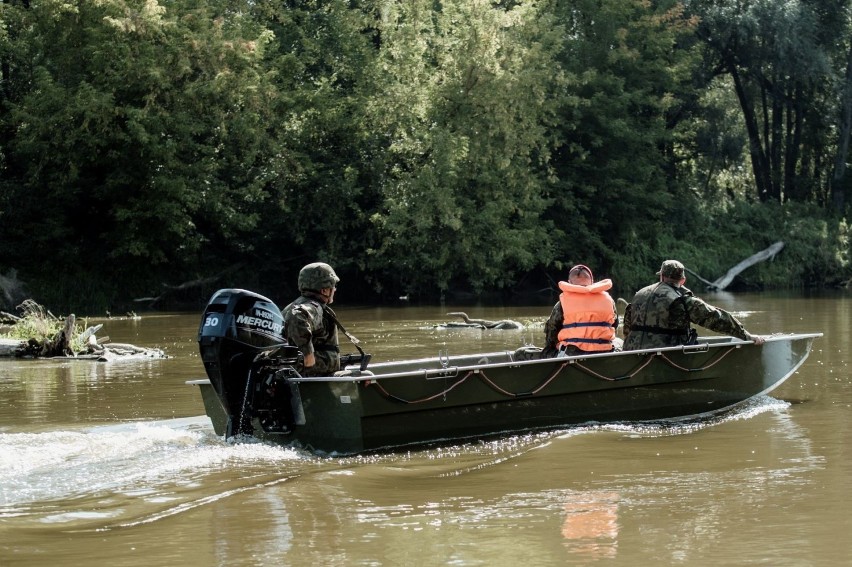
1,0 -> 851,312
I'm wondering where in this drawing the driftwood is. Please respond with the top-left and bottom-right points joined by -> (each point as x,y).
0,302 -> 167,360
9,332 -> 167,360
0,338 -> 25,356
443,312 -> 524,330
78,324 -> 103,344
9,314 -> 77,358
1,311 -> 21,325
685,241 -> 785,291
55,313 -> 75,356
93,343 -> 167,361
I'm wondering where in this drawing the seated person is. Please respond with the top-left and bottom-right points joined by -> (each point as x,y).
543,264 -> 619,357
623,260 -> 764,350
283,262 -> 341,376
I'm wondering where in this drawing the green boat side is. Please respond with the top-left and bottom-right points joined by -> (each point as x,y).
189,332 -> 822,455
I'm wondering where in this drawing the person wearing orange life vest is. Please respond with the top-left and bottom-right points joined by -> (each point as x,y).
542,264 -> 619,357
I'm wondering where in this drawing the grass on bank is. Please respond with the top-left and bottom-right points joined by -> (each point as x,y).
0,300 -> 88,353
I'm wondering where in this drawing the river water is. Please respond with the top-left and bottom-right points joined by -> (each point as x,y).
0,291 -> 848,566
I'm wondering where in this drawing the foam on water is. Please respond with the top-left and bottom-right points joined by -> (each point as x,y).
0,416 -> 305,512
0,396 -> 791,526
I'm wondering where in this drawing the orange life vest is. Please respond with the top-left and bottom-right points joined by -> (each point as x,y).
557,279 -> 616,352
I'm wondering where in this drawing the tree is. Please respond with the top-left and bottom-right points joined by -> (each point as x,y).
691,0 -> 839,204
246,1 -> 380,288
831,7 -> 852,212
363,0 -> 565,295
0,0 -> 279,300
547,0 -> 700,288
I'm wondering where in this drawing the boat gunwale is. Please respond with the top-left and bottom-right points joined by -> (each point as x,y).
185,332 -> 822,386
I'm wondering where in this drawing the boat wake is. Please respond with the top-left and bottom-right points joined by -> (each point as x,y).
0,417 -> 311,523
0,395 -> 791,529
581,394 -> 792,437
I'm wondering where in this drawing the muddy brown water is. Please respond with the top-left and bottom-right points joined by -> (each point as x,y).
0,292 -> 849,566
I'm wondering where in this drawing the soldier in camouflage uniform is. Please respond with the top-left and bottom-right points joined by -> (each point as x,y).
283,262 -> 341,376
623,260 -> 765,351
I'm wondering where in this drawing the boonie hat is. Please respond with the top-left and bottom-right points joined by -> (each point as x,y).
656,260 -> 685,279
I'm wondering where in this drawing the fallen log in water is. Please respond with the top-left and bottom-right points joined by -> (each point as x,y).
443,312 -> 524,330
0,338 -> 25,357
3,332 -> 167,360
685,241 -> 785,291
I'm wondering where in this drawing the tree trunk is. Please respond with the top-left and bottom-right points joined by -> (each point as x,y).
769,76 -> 784,201
785,82 -> 806,202
831,42 -> 852,212
729,63 -> 771,201
45,314 -> 76,357
706,241 -> 786,291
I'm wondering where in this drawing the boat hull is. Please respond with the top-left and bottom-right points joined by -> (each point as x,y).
190,333 -> 820,455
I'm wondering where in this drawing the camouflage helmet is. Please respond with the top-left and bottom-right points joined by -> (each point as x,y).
298,262 -> 340,292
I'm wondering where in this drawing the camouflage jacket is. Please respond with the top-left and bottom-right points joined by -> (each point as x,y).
542,302 -> 564,357
282,293 -> 340,376
623,282 -> 750,350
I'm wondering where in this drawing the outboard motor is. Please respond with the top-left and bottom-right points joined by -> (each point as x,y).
198,288 -> 303,438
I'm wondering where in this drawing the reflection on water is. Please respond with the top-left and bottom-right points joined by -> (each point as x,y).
0,358 -> 172,430
561,490 -> 619,559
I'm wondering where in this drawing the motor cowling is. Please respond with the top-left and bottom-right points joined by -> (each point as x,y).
198,288 -> 301,436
